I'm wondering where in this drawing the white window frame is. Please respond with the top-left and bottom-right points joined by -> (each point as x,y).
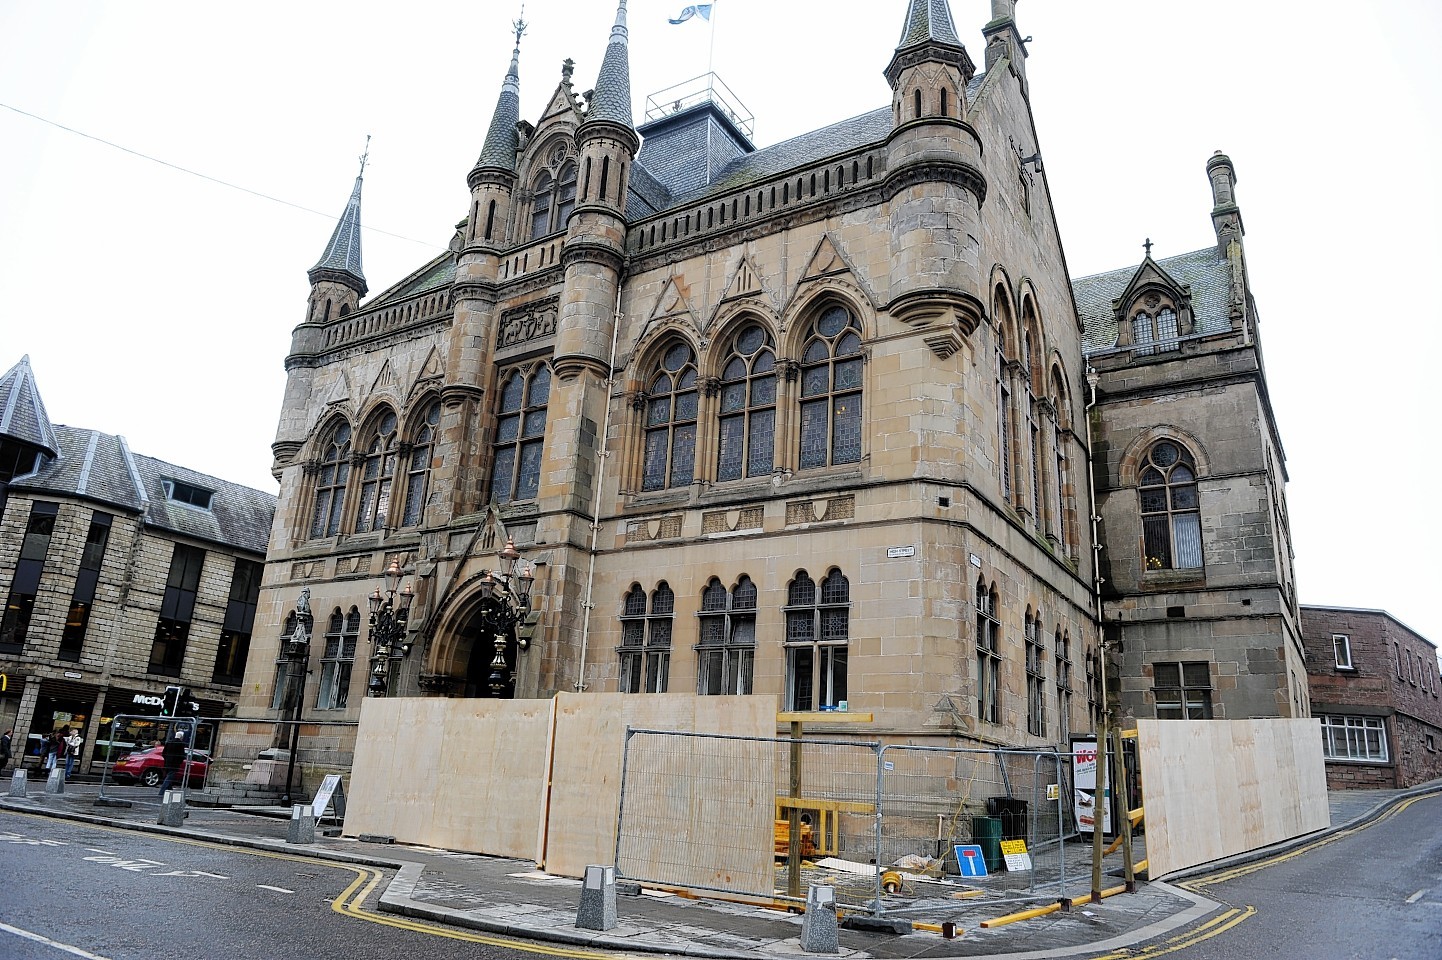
1319,715 -> 1388,763
1331,634 -> 1353,671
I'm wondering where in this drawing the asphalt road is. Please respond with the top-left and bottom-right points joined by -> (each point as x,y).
0,810 -> 620,960
1131,791 -> 1442,960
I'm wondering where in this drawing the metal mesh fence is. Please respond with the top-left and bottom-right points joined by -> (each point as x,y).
615,728 -> 1079,914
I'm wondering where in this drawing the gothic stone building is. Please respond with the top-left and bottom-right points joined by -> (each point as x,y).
0,356 -> 275,771
242,0 -> 1306,755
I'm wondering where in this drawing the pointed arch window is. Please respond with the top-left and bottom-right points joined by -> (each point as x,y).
554,161 -> 578,230
996,351 -> 1013,500
1055,629 -> 1073,742
354,410 -> 398,533
1132,307 -> 1179,356
1026,610 -> 1047,737
642,342 -> 698,491
491,364 -> 550,504
799,306 -> 863,469
402,401 -> 441,527
309,421 -> 352,539
976,579 -> 1000,724
316,607 -> 360,710
697,575 -> 756,695
717,324 -> 776,481
1140,441 -> 1203,570
784,569 -> 849,711
618,582 -> 673,693
530,171 -> 555,239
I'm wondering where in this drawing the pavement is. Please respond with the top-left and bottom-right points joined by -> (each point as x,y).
3,772 -> 1440,959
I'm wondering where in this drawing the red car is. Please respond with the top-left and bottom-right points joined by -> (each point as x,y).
110,745 -> 210,788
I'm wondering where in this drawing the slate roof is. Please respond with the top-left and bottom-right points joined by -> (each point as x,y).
1072,245 -> 1235,355
588,2 -> 633,127
8,424 -> 276,555
368,252 -> 457,307
897,0 -> 962,47
0,355 -> 58,457
310,174 -> 367,292
475,44 -> 522,172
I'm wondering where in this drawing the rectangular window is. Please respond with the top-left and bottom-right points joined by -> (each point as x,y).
148,543 -> 206,675
59,512 -> 113,660
316,613 -> 358,710
1,501 -> 59,652
975,588 -> 1001,724
1319,715 -> 1388,762
213,559 -> 262,685
161,478 -> 214,510
1153,661 -> 1213,719
1055,633 -> 1073,744
1332,634 -> 1353,671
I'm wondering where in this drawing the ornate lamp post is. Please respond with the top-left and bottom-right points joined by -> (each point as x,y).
366,559 -> 415,697
478,537 -> 535,697
281,588 -> 314,805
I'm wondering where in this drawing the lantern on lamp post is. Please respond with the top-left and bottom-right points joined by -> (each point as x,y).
366,559 -> 415,697
476,537 -> 535,697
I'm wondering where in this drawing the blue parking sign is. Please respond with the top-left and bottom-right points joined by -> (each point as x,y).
954,844 -> 989,877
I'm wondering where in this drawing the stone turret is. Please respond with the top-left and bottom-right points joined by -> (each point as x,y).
883,0 -> 988,349
1207,150 -> 1244,246
981,0 -> 1028,86
552,0 -> 636,383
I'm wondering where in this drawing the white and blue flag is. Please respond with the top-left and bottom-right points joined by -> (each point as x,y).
669,4 -> 712,25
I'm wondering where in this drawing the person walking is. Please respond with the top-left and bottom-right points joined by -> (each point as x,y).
64,728 -> 83,781
42,730 -> 60,772
156,729 -> 188,795
0,729 -> 12,776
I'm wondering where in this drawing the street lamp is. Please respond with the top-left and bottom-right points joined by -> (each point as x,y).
366,559 -> 415,697
282,589 -> 314,805
477,537 -> 535,697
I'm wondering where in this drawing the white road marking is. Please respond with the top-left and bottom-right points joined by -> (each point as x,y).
0,919 -> 114,959
257,884 -> 295,894
84,848 -> 115,855
1405,888 -> 1427,904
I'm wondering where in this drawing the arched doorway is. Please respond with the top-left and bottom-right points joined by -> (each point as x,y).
460,595 -> 521,698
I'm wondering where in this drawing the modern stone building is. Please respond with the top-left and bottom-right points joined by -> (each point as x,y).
242,0 -> 1306,757
0,356 -> 276,772
1300,605 -> 1442,789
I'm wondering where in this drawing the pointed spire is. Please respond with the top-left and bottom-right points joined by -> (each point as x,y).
587,0 -> 633,127
897,0 -> 961,49
309,140 -> 369,296
476,14 -> 526,172
0,354 -> 59,459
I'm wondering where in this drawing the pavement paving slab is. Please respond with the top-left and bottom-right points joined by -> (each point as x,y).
2,775 -> 1438,959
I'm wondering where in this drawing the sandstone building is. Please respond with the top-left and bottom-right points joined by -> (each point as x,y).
1300,605 -> 1442,789
242,0 -> 1306,757
0,356 -> 276,772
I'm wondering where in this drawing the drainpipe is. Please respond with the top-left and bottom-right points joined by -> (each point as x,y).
1084,366 -> 1111,898
573,285 -> 625,692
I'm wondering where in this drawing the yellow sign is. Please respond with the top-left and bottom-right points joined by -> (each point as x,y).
1000,840 -> 1029,855
1047,783 -> 1059,801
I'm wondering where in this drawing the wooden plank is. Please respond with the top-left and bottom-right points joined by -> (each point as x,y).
776,711 -> 874,724
775,797 -> 876,814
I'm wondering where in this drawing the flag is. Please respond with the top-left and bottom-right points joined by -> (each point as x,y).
669,4 -> 712,25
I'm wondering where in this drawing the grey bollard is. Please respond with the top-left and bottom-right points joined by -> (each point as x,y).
286,804 -> 316,844
800,883 -> 839,954
8,769 -> 27,797
157,790 -> 186,827
44,768 -> 65,795
576,864 -> 618,931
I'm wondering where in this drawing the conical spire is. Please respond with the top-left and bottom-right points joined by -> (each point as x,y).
0,354 -> 59,458
897,0 -> 961,49
475,17 -> 525,172
309,143 -> 368,296
587,1 -> 633,127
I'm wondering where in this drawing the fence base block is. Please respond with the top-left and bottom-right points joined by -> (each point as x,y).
286,805 -> 316,844
8,770 -> 26,797
44,769 -> 65,795
800,885 -> 839,953
576,865 -> 617,931
157,791 -> 186,827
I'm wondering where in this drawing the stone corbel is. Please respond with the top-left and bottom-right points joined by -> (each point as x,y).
775,359 -> 801,382
698,376 -> 722,397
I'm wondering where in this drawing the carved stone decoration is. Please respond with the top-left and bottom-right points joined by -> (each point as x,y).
701,506 -> 763,535
786,496 -> 855,526
498,299 -> 559,348
625,515 -> 683,543
418,674 -> 462,695
291,561 -> 314,580
820,496 -> 855,521
786,501 -> 819,525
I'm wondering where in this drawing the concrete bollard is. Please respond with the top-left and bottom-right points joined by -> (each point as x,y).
157,790 -> 186,827
9,769 -> 27,797
575,864 -> 618,931
286,804 -> 316,844
800,883 -> 839,954
44,768 -> 66,795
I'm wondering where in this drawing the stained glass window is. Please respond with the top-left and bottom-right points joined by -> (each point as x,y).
402,401 -> 441,527
716,324 -> 776,481
619,582 -> 673,693
785,569 -> 849,710
355,410 -> 398,533
697,576 -> 756,695
491,365 -> 550,504
642,342 -> 698,490
798,306 -> 863,469
310,420 -> 352,538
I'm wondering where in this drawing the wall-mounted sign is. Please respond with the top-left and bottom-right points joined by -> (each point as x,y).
886,545 -> 916,559
970,554 -> 983,568
63,671 -> 84,680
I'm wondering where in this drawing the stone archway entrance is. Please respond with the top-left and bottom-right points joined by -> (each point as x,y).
458,596 -> 521,698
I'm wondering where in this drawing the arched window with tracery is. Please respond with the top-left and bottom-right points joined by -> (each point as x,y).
975,578 -> 1001,723
309,420 -> 352,539
697,575 -> 756,695
717,323 -> 776,481
402,400 -> 441,527
530,149 -> 577,240
618,582 -> 673,693
642,342 -> 698,491
798,305 -> 863,469
491,364 -> 551,504
354,409 -> 398,533
784,568 -> 849,710
530,171 -> 555,239
1140,440 -> 1202,570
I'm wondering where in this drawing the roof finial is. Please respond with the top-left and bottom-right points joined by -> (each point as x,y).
1143,237 -> 1154,258
512,5 -> 527,51
358,134 -> 371,179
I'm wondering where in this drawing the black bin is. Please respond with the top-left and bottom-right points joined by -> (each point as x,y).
986,796 -> 1030,841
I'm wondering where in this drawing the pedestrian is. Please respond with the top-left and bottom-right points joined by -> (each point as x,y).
42,730 -> 60,771
156,729 -> 188,795
0,729 -> 12,776
64,728 -> 83,781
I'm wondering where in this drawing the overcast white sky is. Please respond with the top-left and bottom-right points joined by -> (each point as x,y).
2,1 -> 1439,646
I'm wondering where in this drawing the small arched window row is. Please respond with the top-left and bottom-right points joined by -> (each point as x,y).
305,398 -> 443,540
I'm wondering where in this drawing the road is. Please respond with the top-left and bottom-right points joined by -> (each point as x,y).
1112,791 -> 1442,960
0,810 -> 622,960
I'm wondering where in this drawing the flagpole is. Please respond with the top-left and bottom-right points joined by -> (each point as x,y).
705,2 -> 718,185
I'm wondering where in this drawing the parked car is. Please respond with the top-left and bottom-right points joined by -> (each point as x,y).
109,745 -> 210,787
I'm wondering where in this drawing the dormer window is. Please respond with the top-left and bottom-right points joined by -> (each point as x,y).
162,478 -> 213,511
1131,306 -> 1179,356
